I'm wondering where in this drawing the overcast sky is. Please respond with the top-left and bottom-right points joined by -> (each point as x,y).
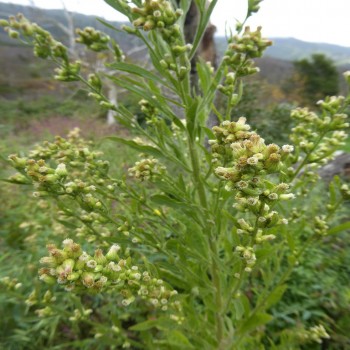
1,0 -> 350,47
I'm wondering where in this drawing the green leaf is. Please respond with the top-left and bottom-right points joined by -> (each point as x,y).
255,247 -> 275,262
233,293 -> 251,320
104,0 -> 131,18
202,126 -> 215,140
233,298 -> 245,320
96,17 -> 123,33
189,0 -> 218,60
186,98 -> 199,138
328,221 -> 350,235
264,285 -> 288,310
178,0 -> 192,28
157,179 -> 186,199
150,194 -> 184,209
239,313 -> 273,335
130,317 -> 175,331
329,178 -> 337,205
285,224 -> 295,251
0,178 -> 31,185
107,62 -> 173,90
106,74 -> 179,121
197,59 -> 212,94
55,219 -> 77,229
129,319 -> 159,331
105,137 -> 163,158
167,330 -> 195,349
177,173 -> 186,192
158,265 -> 189,290
172,117 -> 186,131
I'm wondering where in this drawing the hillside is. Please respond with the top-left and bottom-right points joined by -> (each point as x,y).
1,3 -> 350,64
0,3 -> 142,53
1,2 -> 350,100
266,38 -> 350,65
215,36 -> 350,66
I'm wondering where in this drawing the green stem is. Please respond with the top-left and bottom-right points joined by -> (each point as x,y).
188,135 -> 207,208
291,131 -> 327,180
209,238 -> 225,348
187,127 -> 225,346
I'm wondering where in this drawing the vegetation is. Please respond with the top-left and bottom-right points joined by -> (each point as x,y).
287,54 -> 339,106
0,1 -> 350,349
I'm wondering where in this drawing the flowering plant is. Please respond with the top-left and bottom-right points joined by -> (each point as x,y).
2,0 -> 350,348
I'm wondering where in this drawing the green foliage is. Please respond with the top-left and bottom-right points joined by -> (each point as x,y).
292,53 -> 339,105
1,1 -> 350,350
0,95 -> 102,133
230,80 -> 296,144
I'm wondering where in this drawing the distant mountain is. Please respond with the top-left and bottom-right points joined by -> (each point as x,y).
215,36 -> 350,66
1,2 -> 350,98
1,3 -> 350,65
265,38 -> 350,65
0,3 -> 142,55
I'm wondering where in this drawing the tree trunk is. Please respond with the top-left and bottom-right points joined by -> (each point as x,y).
181,1 -> 217,89
107,84 -> 117,125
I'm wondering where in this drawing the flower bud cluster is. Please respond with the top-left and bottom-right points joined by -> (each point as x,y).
39,239 -> 180,311
88,73 -> 102,93
112,41 -> 125,62
139,99 -> 159,124
159,51 -> 191,80
340,184 -> 350,199
131,0 -> 183,32
1,14 -> 82,82
1,14 -> 66,59
313,216 -> 329,236
290,98 -> 349,165
0,276 -> 22,291
7,129 -> 144,249
8,129 -> 111,201
171,119 -> 187,144
69,308 -> 93,322
117,221 -> 134,237
128,156 -> 166,181
307,325 -> 330,344
211,118 -> 293,181
25,290 -> 38,307
7,129 -> 126,247
54,60 -> 81,82
24,290 -> 57,318
297,325 -> 330,344
217,72 -> 241,107
235,246 -> 256,272
35,306 -> 54,318
75,27 -> 110,52
211,118 -> 294,271
223,27 -> 272,77
124,0 -> 190,69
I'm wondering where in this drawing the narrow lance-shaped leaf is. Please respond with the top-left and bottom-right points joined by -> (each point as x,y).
105,137 -> 163,158
189,0 -> 219,60
328,221 -> 350,235
108,61 -> 175,91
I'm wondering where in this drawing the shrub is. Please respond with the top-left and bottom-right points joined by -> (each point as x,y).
1,1 -> 350,349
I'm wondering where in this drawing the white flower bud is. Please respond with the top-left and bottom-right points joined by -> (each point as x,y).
282,145 -> 294,153
55,163 -> 67,177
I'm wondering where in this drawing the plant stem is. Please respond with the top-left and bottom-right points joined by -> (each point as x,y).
209,238 -> 225,348
187,129 -> 225,347
188,135 -> 207,208
291,131 -> 327,180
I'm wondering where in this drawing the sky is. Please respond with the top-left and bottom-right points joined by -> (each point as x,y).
1,0 -> 350,47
